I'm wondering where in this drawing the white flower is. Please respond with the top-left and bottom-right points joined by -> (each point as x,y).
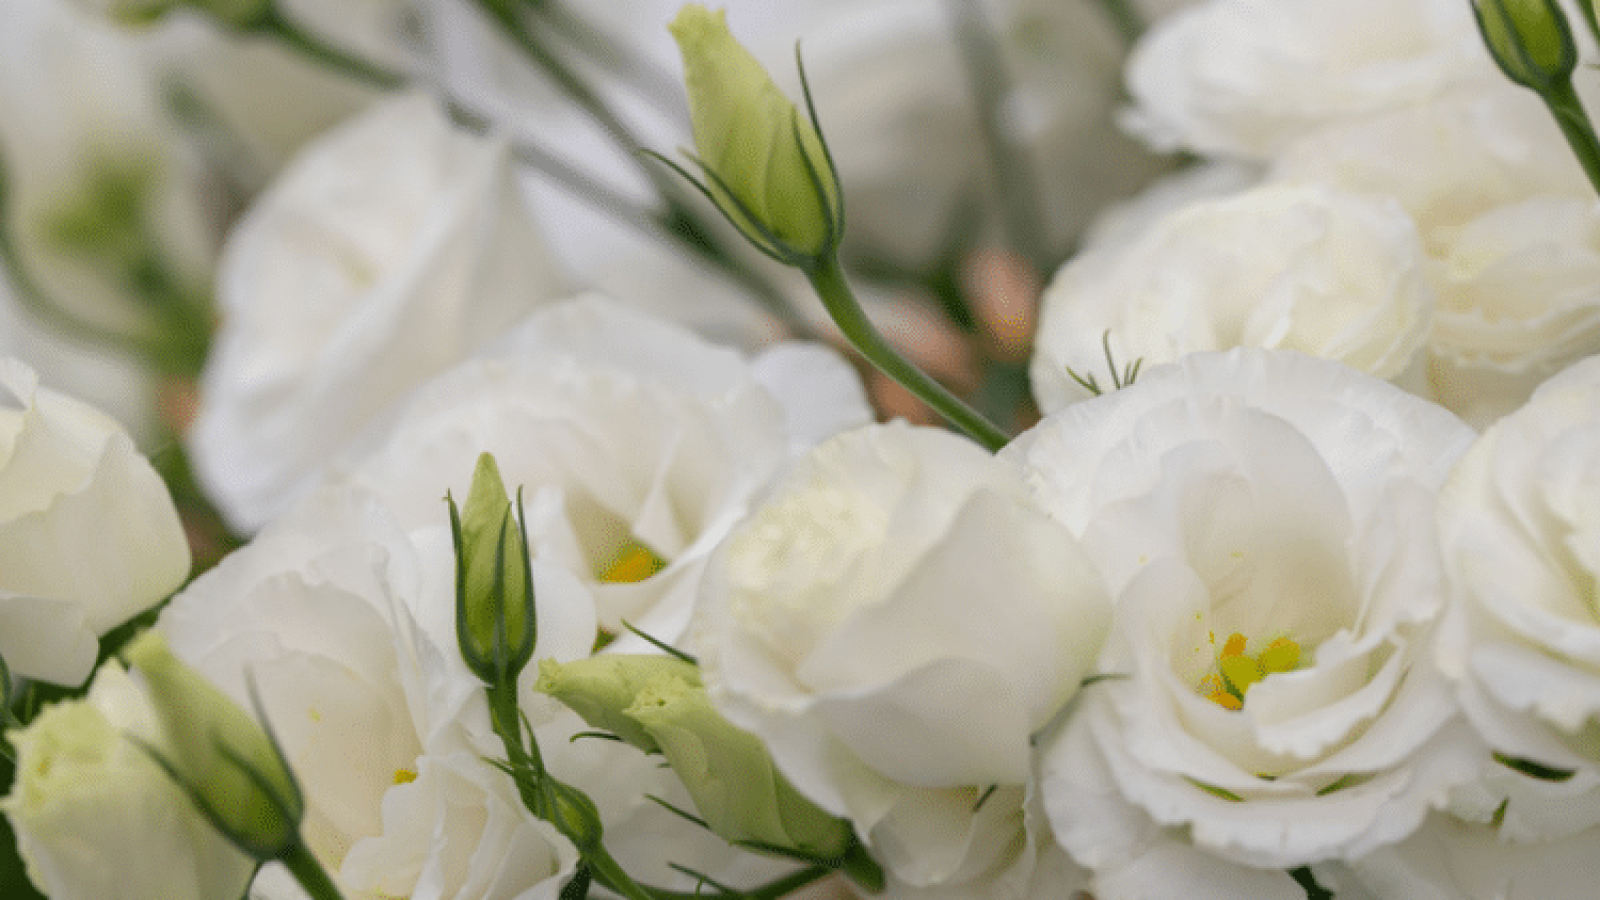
1,662 -> 256,900
1435,355 -> 1600,786
1124,0 -> 1495,158
189,92 -> 568,533
1272,86 -> 1600,427
1012,349 -> 1481,876
0,0 -> 213,347
320,295 -> 873,645
0,358 -> 190,686
1344,809 -> 1600,899
1029,181 -> 1433,414
156,487 -> 590,900
694,421 -> 1111,896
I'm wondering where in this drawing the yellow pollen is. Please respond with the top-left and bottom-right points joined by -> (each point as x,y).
393,768 -> 417,785
1199,632 -> 1301,711
598,540 -> 668,584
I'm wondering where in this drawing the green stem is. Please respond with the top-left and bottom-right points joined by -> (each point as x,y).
942,0 -> 1051,272
1544,79 -> 1600,199
254,7 -> 406,90
1094,0 -> 1145,44
277,840 -> 347,900
804,254 -> 1011,451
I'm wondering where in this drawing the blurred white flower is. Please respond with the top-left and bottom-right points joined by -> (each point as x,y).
1272,86 -> 1600,427
1029,181 -> 1434,413
1012,349 -> 1481,878
1344,809 -> 1600,899
1436,355 -> 1600,785
0,358 -> 190,686
321,295 -> 872,645
695,421 -> 1110,897
1124,0 -> 1495,158
189,92 -> 567,532
157,486 -> 589,900
0,0 -> 214,349
1,661 -> 256,900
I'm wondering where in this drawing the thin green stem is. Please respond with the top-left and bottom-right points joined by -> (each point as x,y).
277,840 -> 347,900
941,0 -> 1051,272
1094,0 -> 1145,44
1544,79 -> 1600,198
255,7 -> 406,90
805,254 -> 1011,451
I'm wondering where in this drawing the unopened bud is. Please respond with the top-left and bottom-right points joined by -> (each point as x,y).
534,654 -> 700,753
123,631 -> 302,859
450,452 -> 537,687
1471,0 -> 1577,93
668,4 -> 843,265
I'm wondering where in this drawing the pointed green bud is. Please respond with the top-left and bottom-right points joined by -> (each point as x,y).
534,654 -> 702,753
450,452 -> 537,687
1472,0 -> 1577,93
624,669 -> 853,860
122,630 -> 303,859
668,4 -> 843,265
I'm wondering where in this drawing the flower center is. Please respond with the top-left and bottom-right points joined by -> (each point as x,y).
1198,632 -> 1301,710
598,538 -> 668,583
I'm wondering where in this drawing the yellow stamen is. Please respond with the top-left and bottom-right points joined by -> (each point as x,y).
1259,637 -> 1300,674
598,540 -> 668,584
1198,632 -> 1302,711
393,769 -> 417,785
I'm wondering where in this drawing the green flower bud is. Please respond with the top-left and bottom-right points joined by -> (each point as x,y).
624,670 -> 852,860
534,654 -> 702,753
122,630 -> 303,859
668,4 -> 843,265
449,452 -> 537,687
1471,0 -> 1577,93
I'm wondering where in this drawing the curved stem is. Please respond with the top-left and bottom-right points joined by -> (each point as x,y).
277,840 -> 346,900
804,254 -> 1011,451
255,7 -> 406,91
1544,79 -> 1600,198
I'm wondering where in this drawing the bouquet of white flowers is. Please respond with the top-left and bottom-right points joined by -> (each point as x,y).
4,0 -> 1600,898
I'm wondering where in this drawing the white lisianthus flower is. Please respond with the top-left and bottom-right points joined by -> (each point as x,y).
695,421 -> 1112,897
1435,356 -> 1600,789
320,295 -> 872,646
1272,86 -> 1600,427
1124,0 -> 1495,159
156,487 -> 589,900
0,0 -> 214,352
0,358 -> 190,686
1029,181 -> 1433,414
1012,349 -> 1481,882
2,661 -> 256,900
1343,809 -> 1600,899
189,92 -> 567,533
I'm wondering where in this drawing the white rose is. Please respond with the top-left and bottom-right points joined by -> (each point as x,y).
1029,181 -> 1433,414
1,661 -> 256,900
156,487 -> 590,900
190,92 -> 568,533
1012,349 -> 1481,877
0,358 -> 190,686
1435,355 -> 1600,788
694,421 -> 1111,896
320,295 -> 872,646
1272,87 -> 1600,427
1124,0 -> 1495,158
